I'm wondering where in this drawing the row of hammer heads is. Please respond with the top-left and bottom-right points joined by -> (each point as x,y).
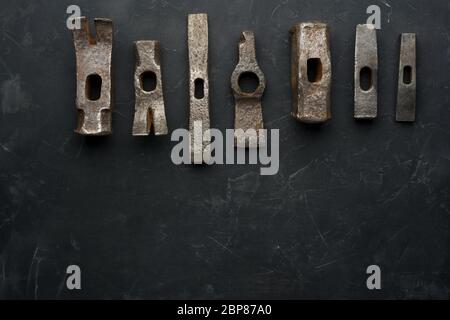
72,14 -> 416,138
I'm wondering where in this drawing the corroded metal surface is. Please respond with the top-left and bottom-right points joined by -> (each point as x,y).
354,24 -> 378,119
290,22 -> 331,123
73,17 -> 113,135
396,33 -> 416,122
188,13 -> 210,163
231,31 -> 266,148
133,41 -> 168,136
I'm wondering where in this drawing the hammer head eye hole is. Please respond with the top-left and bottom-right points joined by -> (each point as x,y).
403,65 -> 412,84
359,66 -> 373,91
140,71 -> 157,92
85,74 -> 102,101
194,78 -> 205,99
238,72 -> 259,94
307,58 -> 322,83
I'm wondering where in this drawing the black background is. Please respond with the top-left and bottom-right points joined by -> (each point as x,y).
0,0 -> 448,299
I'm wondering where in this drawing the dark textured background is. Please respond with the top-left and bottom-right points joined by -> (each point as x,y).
0,0 -> 448,299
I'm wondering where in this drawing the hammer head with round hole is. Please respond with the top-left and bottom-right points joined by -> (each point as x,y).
231,31 -> 266,148
133,41 -> 168,136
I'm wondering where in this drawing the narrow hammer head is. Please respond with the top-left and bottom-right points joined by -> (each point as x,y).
354,24 -> 378,119
396,33 -> 416,122
188,13 -> 211,163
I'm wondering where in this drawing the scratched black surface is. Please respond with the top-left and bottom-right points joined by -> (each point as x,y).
0,0 -> 449,299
